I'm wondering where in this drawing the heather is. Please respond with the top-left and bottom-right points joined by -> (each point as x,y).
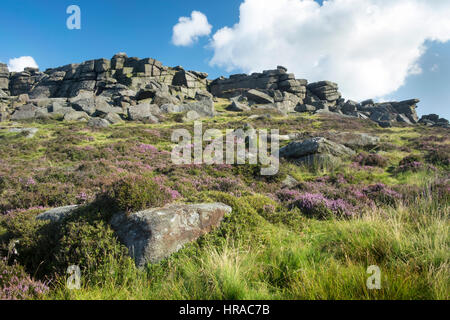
0,112 -> 449,300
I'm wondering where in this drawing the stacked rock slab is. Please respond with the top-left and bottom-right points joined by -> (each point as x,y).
209,66 -> 307,100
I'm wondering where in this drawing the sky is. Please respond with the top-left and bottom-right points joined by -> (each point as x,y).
0,0 -> 449,119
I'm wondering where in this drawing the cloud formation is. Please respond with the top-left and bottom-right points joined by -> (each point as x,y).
172,11 -> 212,46
8,56 -> 39,72
209,0 -> 450,101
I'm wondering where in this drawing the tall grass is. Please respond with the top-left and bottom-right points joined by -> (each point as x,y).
47,192 -> 449,300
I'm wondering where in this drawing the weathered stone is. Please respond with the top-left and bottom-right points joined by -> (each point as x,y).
182,110 -> 201,122
246,89 -> 274,104
332,132 -> 380,149
63,111 -> 90,121
280,137 -> 355,164
87,117 -> 110,128
103,112 -> 123,124
226,100 -> 251,112
36,205 -> 79,223
295,104 -> 316,112
152,91 -> 180,106
110,203 -> 232,266
10,104 -> 37,120
128,103 -> 161,122
8,127 -> 38,138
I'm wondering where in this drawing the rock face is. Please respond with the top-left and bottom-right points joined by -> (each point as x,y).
280,137 -> 356,164
111,203 -> 232,267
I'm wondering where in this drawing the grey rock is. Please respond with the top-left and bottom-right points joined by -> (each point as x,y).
397,113 -> 413,125
160,103 -> 183,114
110,203 -> 232,266
10,104 -> 37,120
182,110 -> 201,122
295,104 -> 316,112
227,99 -> 251,112
281,175 -> 299,189
332,132 -> 380,149
36,205 -> 79,223
128,103 -> 160,122
87,118 -> 110,128
63,111 -> 90,121
8,127 -> 38,138
103,112 -> 123,124
280,137 -> 355,164
246,89 -> 274,104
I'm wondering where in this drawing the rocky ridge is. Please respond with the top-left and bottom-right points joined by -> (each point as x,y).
0,54 -> 448,128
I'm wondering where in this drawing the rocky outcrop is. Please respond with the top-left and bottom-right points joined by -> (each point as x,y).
419,114 -> 449,128
111,203 -> 232,267
210,66 -> 306,100
0,55 -> 443,128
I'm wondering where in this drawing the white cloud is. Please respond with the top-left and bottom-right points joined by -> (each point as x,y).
209,0 -> 450,101
8,56 -> 39,72
172,11 -> 212,46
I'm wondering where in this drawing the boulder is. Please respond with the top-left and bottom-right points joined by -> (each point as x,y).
8,127 -> 38,139
36,205 -> 79,223
87,118 -> 110,128
245,89 -> 274,104
110,203 -> 232,266
280,137 -> 355,165
103,112 -> 124,124
295,104 -> 316,113
10,104 -> 37,120
179,100 -> 215,118
63,110 -> 90,121
332,132 -> 380,149
128,103 -> 160,122
182,110 -> 201,122
152,91 -> 180,106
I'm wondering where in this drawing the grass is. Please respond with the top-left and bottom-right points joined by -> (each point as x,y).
0,107 -> 449,300
46,194 -> 449,300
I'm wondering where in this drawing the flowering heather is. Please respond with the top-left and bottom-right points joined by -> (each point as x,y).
137,143 -> 158,153
362,183 -> 401,206
291,192 -> 355,219
354,152 -> 388,168
276,188 -> 302,202
0,257 -> 49,300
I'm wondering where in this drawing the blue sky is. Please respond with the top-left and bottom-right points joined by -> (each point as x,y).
0,0 -> 448,119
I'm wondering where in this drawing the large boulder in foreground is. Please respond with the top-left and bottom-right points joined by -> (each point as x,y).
280,137 -> 355,165
111,203 -> 232,267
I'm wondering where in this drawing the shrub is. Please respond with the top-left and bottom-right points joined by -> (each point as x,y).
354,152 -> 388,168
362,183 -> 401,206
54,221 -> 133,283
106,174 -> 180,213
290,193 -> 354,219
425,149 -> 449,167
